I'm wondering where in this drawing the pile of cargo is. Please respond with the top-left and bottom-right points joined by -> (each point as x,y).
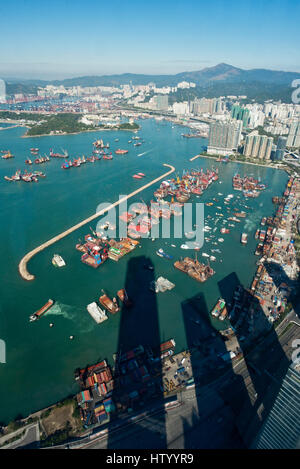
150,276 -> 175,293
108,237 -> 139,261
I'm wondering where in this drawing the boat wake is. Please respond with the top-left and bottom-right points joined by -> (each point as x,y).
138,149 -> 152,157
45,303 -> 74,320
45,303 -> 95,332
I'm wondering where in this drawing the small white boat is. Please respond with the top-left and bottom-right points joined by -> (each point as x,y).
210,256 -> 216,261
180,244 -> 189,249
218,238 -> 224,242
202,252 -> 210,258
52,254 -> 66,267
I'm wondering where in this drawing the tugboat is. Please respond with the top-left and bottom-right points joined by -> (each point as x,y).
29,299 -> 54,322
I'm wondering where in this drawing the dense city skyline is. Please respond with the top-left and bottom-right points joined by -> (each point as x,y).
0,0 -> 300,79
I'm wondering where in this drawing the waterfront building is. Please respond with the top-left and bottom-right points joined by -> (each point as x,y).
251,362 -> 300,449
287,120 -> 300,148
243,131 -> 273,160
274,136 -> 287,161
207,120 -> 243,155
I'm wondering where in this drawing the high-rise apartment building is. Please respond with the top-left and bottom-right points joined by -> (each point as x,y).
287,120 -> 300,148
274,136 -> 287,161
0,79 -> 6,103
231,105 -> 250,128
207,120 -> 243,156
154,95 -> 169,111
243,131 -> 273,160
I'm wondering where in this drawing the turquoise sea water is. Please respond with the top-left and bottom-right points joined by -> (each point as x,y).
0,119 -> 288,423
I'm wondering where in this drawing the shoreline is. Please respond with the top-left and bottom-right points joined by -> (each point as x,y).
21,126 -> 140,139
191,153 -> 286,171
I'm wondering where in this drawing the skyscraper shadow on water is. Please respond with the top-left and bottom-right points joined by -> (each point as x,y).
217,272 -> 291,447
180,289 -> 245,449
180,270 -> 291,448
106,256 -> 167,449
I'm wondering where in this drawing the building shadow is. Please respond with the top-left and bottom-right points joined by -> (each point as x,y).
106,255 -> 167,449
180,290 -> 246,449
263,260 -> 300,319
217,271 -> 291,447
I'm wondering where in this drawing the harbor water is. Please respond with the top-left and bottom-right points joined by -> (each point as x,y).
0,119 -> 288,423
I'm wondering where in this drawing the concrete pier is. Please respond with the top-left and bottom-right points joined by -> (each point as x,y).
189,154 -> 202,161
18,164 -> 175,281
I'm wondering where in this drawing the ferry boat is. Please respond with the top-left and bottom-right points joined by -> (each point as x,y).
211,298 -> 226,318
86,302 -> 108,324
52,254 -> 66,267
99,291 -> 119,314
241,233 -> 248,244
29,299 -> 54,322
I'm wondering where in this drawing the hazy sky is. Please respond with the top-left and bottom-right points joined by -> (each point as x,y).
0,0 -> 299,79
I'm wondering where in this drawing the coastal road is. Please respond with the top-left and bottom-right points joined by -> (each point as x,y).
75,321 -> 299,449
1,423 -> 40,449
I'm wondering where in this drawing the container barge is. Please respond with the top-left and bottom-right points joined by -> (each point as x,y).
29,299 -> 54,322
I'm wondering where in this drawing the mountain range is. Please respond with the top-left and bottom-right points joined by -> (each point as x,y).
5,63 -> 300,87
3,63 -> 300,103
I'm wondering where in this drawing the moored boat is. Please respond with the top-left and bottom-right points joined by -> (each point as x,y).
117,288 -> 133,307
87,302 -> 108,324
211,298 -> 226,318
99,291 -> 119,314
241,233 -> 248,244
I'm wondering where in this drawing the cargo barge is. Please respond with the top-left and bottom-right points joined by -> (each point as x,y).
29,299 -> 54,322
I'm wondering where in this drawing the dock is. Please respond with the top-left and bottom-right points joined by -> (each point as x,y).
18,164 -> 175,281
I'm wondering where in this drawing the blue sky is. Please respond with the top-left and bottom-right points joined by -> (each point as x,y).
0,0 -> 299,79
